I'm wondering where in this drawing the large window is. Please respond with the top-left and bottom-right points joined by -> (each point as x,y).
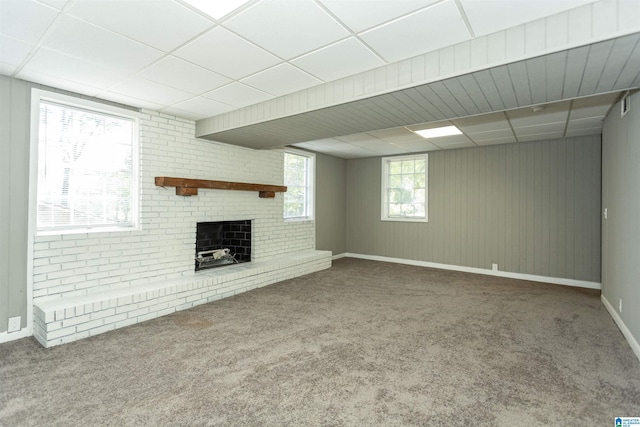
381,154 -> 428,222
33,89 -> 139,234
284,149 -> 314,220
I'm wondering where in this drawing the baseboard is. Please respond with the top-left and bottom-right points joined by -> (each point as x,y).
344,253 -> 601,290
601,295 -> 640,362
332,252 -> 347,260
0,327 -> 32,344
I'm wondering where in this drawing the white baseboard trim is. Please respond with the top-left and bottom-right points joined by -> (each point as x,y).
332,252 -> 347,260
344,253 -> 601,290
601,295 -> 640,362
0,327 -> 32,344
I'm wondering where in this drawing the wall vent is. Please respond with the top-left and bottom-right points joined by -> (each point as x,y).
621,92 -> 631,118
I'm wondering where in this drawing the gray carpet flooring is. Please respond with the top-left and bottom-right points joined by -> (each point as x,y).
1,258 -> 639,426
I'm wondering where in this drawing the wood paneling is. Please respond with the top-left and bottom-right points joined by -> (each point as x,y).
346,135 -> 602,282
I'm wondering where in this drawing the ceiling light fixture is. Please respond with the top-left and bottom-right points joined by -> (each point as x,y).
532,105 -> 546,113
413,125 -> 462,139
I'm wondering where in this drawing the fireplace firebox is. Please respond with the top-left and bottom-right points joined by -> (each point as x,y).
195,220 -> 251,271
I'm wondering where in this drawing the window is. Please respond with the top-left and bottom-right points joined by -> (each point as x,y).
381,154 -> 428,222
284,149 -> 314,220
32,89 -> 139,234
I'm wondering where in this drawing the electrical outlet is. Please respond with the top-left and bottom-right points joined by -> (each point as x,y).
492,263 -> 498,271
7,316 -> 21,333
619,298 -> 622,313
604,208 -> 608,219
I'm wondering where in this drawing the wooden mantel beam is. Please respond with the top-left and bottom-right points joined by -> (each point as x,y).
155,177 -> 287,198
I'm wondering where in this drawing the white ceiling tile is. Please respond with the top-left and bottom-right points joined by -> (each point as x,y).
17,67 -> 104,97
466,129 -> 515,141
0,0 -> 59,43
335,133 -> 380,144
570,92 -> 618,119
20,47 -> 127,89
507,101 -> 571,127
97,91 -> 164,110
359,0 -> 471,63
366,127 -> 422,144
159,107 -> 204,121
225,0 -> 349,60
0,62 -> 17,75
392,140 -> 441,152
473,136 -> 518,146
110,77 -> 195,106
0,34 -> 34,66
292,139 -> 376,158
42,16 -> 164,72
68,0 -> 213,52
518,131 -> 565,142
452,112 -> 511,133
459,0 -> 598,37
138,56 -> 231,95
565,127 -> 601,138
320,0 -> 440,33
174,27 -> 281,79
180,0 -> 252,20
242,63 -> 322,97
425,134 -> 474,145
339,139 -> 405,155
203,82 -> 274,108
431,140 -> 476,149
566,116 -> 604,130
292,37 -> 385,82
166,96 -> 235,118
514,122 -> 566,136
35,0 -> 68,9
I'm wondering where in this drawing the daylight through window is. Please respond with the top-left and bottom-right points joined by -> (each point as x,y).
381,154 -> 428,222
35,92 -> 138,233
284,149 -> 314,220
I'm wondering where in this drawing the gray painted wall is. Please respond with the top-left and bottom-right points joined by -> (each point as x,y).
0,76 -> 30,333
346,136 -> 602,282
602,91 -> 640,344
315,153 -> 347,255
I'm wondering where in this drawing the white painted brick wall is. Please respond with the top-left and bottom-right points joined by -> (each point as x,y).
33,110 -> 315,303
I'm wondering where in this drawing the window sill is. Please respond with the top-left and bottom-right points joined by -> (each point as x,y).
36,224 -> 141,237
284,217 -> 315,223
381,217 -> 428,223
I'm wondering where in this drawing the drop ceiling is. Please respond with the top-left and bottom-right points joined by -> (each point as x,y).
1,0 -> 639,159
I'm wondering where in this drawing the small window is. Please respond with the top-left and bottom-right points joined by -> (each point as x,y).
284,149 -> 315,220
381,154 -> 428,222
32,89 -> 139,234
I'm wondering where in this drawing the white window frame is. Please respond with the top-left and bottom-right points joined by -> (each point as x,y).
30,88 -> 140,235
381,153 -> 429,223
283,148 -> 315,221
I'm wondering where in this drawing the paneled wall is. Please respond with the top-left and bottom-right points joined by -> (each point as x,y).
346,135 -> 602,282
0,76 -> 30,335
315,153 -> 347,255
602,91 -> 640,350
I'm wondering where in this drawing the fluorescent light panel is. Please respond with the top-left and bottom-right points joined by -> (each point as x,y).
181,0 -> 251,19
414,125 -> 462,139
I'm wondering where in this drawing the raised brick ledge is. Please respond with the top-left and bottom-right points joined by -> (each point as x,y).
33,250 -> 331,348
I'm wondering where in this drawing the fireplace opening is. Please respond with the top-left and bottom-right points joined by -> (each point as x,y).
195,220 -> 251,271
